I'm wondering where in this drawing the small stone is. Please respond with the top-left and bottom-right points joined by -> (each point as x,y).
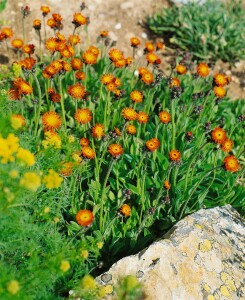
141,32 -> 147,39
114,23 -> 121,30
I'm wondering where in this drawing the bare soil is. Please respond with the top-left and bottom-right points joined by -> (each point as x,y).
0,0 -> 244,100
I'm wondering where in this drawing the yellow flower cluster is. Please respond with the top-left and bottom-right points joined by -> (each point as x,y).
20,172 -> 41,192
42,131 -> 61,149
16,148 -> 35,166
42,169 -> 63,189
0,133 -> 19,163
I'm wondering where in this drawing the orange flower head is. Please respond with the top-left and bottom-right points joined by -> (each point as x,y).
47,88 -> 55,95
169,150 -> 181,161
156,41 -> 164,50
82,51 -> 97,64
126,57 -> 133,66
40,6 -> 50,16
71,58 -> 83,70
145,138 -> 160,152
113,77 -> 121,87
19,57 -> 36,70
60,162 -> 73,177
69,34 -> 80,46
106,82 -> 117,92
145,41 -> 155,53
101,74 -> 114,85
126,124 -> 136,135
73,13 -> 87,26
108,144 -> 124,157
211,127 -> 227,144
75,108 -> 92,124
197,63 -> 209,77
50,93 -> 61,103
80,137 -> 90,147
130,90 -> 143,103
120,204 -> 131,217
214,73 -> 227,87
68,83 -> 86,99
76,209 -> 94,226
114,127 -> 122,137
76,71 -> 86,81
16,79 -> 33,95
100,30 -> 109,37
11,114 -> 26,128
92,124 -> 105,139
159,111 -> 171,124
176,64 -> 187,75
11,38 -> 24,49
81,146 -> 95,159
223,155 -> 239,172
170,78 -> 180,88
141,72 -> 154,85
56,32 -> 66,43
138,111 -> 149,124
47,18 -> 56,28
1,27 -> 13,39
52,13 -> 62,22
88,46 -> 100,57
109,48 -> 124,62
33,19 -> 41,30
130,37 -> 140,47
8,88 -> 21,101
45,38 -> 57,53
221,139 -> 233,153
22,44 -> 35,55
113,59 -> 126,68
138,67 -> 149,76
62,61 -> 71,72
146,53 -> 158,64
214,86 -> 226,98
42,111 -> 62,130
122,107 -> 138,121
164,180 -> 171,190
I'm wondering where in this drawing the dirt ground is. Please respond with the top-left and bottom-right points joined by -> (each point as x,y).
0,0 -> 244,100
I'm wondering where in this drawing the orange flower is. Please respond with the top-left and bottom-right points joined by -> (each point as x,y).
71,58 -> 83,70
92,124 -> 104,139
75,108 -> 92,124
11,38 -> 24,49
50,93 -> 61,103
101,74 -> 114,85
1,27 -> 13,39
33,19 -> 41,30
223,155 -> 239,172
156,41 -> 164,51
120,204 -> 131,217
19,57 -> 36,70
197,63 -> 209,77
138,111 -> 149,124
69,35 -> 80,46
22,44 -> 35,55
8,88 -> 21,101
109,48 -> 124,62
100,30 -> 109,37
52,13 -> 62,22
114,127 -> 122,137
76,71 -> 86,81
76,209 -> 94,226
146,53 -> 158,64
113,77 -> 121,87
122,107 -> 138,121
11,114 -> 26,128
214,86 -> 226,98
138,67 -> 149,76
126,57 -> 133,66
82,51 -> 97,64
169,150 -> 181,161
60,162 -> 73,177
80,137 -> 90,147
108,144 -> 124,157
144,42 -> 154,53
145,138 -> 160,152
106,82 -> 117,92
141,72 -> 154,85
73,13 -> 87,26
42,111 -> 62,130
68,83 -> 86,99
221,139 -> 233,152
113,59 -> 126,68
126,124 -> 136,135
164,180 -> 171,190
14,78 -> 33,95
170,78 -> 180,88
214,73 -> 227,87
40,6 -> 50,16
56,32 -> 66,43
130,90 -> 143,103
211,127 -> 227,144
130,37 -> 140,47
159,111 -> 171,124
176,65 -> 187,75
81,146 -> 95,159
47,18 -> 56,28
88,46 -> 100,57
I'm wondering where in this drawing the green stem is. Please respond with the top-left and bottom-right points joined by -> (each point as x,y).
100,159 -> 115,231
171,100 -> 176,149
33,74 -> 42,136
22,17 -> 26,45
58,76 -> 67,129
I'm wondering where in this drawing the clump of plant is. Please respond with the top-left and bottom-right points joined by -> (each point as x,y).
147,0 -> 245,63
0,3 -> 244,299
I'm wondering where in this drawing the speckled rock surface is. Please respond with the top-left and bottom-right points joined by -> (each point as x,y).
97,205 -> 245,300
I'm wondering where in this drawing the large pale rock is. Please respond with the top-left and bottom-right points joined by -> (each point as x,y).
98,206 -> 245,299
